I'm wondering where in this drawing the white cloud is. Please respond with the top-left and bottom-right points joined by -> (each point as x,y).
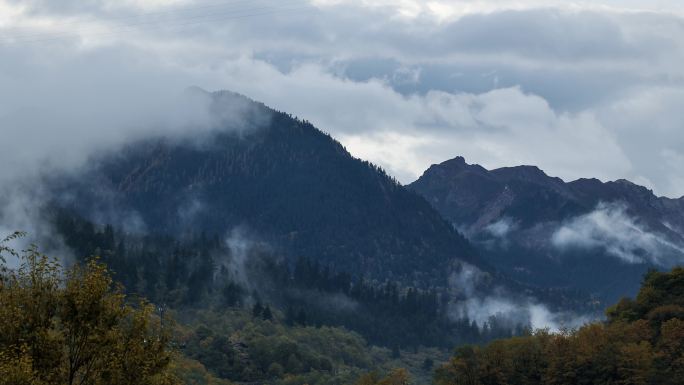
279,83 -> 632,187
315,1 -> 684,19
0,44 -> 263,250
0,0 -> 684,199
448,263 -> 591,331
552,202 -> 684,265
485,218 -> 516,238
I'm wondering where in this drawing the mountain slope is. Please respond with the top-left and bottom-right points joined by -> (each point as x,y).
51,91 -> 479,284
409,156 -> 684,302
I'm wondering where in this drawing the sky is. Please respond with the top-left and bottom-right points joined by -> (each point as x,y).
1,0 -> 684,197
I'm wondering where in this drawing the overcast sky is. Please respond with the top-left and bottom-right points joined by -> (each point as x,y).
1,0 -> 683,197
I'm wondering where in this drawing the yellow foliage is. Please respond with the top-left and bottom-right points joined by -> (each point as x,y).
0,240 -> 179,385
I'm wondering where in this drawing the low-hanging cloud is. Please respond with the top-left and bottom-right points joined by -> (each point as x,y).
0,43 -> 266,254
0,47 -> 244,187
221,226 -> 259,289
448,263 -> 591,331
484,217 -> 517,238
552,202 -> 684,265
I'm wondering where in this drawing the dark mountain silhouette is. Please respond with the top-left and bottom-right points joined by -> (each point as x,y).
409,156 -> 684,303
50,91 -> 479,285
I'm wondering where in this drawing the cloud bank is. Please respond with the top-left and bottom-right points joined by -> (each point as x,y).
552,202 -> 684,265
448,263 -> 591,331
1,0 -> 684,197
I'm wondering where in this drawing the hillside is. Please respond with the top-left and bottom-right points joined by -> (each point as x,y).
409,156 -> 684,302
50,91 -> 478,285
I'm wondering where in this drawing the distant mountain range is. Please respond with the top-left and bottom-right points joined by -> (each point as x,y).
409,156 -> 684,302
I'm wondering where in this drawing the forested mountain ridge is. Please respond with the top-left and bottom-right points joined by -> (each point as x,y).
409,156 -> 684,302
50,90 -> 479,285
32,90 -> 597,368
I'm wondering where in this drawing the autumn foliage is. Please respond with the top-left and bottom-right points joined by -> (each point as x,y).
0,233 -> 178,385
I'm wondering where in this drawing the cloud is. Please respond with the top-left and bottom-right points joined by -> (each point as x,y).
222,227 -> 257,289
204,58 -> 633,186
0,47 -> 215,184
597,87 -> 684,197
215,226 -> 277,300
552,202 -> 684,265
0,184 -> 72,268
0,0 -> 684,212
448,263 -> 591,331
0,43 -> 265,253
484,217 -> 517,239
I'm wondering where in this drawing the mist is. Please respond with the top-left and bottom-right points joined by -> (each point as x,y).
448,263 -> 592,331
552,202 -> 684,265
0,43 -> 275,258
1,50 -> 215,184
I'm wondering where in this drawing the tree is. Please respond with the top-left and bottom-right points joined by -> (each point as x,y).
261,305 -> 273,321
0,235 -> 178,385
354,369 -> 411,385
295,308 -> 307,326
656,318 -> 684,384
422,358 -> 434,372
252,301 -> 263,318
378,369 -> 411,385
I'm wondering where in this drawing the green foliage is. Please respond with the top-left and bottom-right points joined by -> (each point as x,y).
170,355 -> 233,385
607,267 -> 684,325
174,308 -> 448,385
354,368 -> 411,385
435,267 -> 684,385
178,309 -> 372,384
0,237 -> 178,385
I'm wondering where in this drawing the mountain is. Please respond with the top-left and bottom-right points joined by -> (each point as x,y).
49,91 -> 479,285
409,156 -> 684,302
